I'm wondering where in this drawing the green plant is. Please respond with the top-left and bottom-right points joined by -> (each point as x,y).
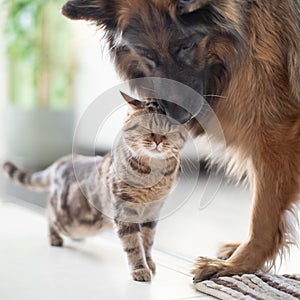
4,0 -> 75,109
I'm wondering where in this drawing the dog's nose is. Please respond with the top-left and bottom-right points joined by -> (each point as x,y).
158,100 -> 192,124
178,0 -> 206,14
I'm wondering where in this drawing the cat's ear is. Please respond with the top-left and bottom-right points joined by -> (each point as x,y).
177,0 -> 210,15
62,0 -> 118,31
120,92 -> 143,109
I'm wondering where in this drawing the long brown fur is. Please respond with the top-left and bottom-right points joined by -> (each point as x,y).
62,0 -> 300,282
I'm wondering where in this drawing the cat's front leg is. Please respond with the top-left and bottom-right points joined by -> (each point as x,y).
115,221 -> 151,282
141,221 -> 157,274
48,223 -> 64,247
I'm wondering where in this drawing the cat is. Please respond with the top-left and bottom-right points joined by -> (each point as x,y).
3,92 -> 188,282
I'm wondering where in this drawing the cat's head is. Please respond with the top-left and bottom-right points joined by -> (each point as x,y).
121,92 -> 188,158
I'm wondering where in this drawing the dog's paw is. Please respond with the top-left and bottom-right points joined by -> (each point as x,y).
217,242 -> 240,260
131,268 -> 152,282
192,257 -> 235,283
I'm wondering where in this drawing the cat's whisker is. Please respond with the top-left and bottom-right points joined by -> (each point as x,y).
169,152 -> 181,165
169,152 -> 193,177
203,94 -> 227,99
139,85 -> 156,95
184,160 -> 195,175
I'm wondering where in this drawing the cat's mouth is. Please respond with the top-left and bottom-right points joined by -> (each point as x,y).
142,144 -> 171,158
149,143 -> 164,152
128,140 -> 173,158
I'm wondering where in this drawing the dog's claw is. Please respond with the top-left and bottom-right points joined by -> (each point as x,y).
192,257 -> 232,282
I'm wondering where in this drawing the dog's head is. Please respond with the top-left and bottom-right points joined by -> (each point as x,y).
62,0 -> 246,124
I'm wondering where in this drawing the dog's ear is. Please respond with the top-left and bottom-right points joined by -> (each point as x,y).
177,0 -> 211,15
62,0 -> 118,30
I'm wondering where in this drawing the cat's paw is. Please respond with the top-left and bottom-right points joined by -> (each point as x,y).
146,258 -> 156,274
50,236 -> 64,247
131,268 -> 152,282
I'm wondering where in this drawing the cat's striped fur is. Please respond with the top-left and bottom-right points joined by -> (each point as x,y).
3,93 -> 187,282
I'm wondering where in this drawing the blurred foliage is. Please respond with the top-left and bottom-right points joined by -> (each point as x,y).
3,0 -> 75,109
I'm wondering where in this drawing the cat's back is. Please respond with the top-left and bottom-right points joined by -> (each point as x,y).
49,154 -> 113,239
52,154 -> 105,181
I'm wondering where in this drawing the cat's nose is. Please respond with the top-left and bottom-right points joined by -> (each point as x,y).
153,134 -> 164,145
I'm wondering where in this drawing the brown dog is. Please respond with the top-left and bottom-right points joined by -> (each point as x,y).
62,0 -> 300,282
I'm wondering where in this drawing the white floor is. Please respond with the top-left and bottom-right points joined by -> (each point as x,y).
0,173 -> 299,300
0,201 -> 213,300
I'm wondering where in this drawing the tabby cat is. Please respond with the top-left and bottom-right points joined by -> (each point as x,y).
3,92 -> 188,282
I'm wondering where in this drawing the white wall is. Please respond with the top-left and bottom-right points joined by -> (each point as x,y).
71,22 -> 122,118
0,13 -> 123,154
0,1 -> 7,158
70,22 -> 123,151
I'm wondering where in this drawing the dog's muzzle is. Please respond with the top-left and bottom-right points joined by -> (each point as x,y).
158,100 -> 193,124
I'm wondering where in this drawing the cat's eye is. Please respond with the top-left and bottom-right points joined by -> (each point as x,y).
167,130 -> 186,141
166,132 -> 179,139
139,125 -> 151,133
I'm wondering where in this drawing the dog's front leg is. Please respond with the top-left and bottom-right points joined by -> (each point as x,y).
193,138 -> 299,282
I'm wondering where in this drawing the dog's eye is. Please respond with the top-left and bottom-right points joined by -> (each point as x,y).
143,54 -> 157,68
180,42 -> 196,52
144,52 -> 156,62
135,46 -> 157,62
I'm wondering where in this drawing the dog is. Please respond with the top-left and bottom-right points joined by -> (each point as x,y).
62,0 -> 300,282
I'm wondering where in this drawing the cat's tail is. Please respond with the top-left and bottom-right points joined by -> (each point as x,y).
3,161 -> 52,192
